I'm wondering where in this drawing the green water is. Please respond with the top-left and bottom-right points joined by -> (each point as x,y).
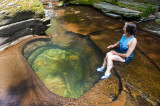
23,33 -> 104,98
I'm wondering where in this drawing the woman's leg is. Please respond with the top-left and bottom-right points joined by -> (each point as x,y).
104,54 -> 125,76
102,52 -> 113,68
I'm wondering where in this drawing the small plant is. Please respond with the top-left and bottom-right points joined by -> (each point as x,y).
140,5 -> 155,17
155,19 -> 160,24
110,0 -> 117,5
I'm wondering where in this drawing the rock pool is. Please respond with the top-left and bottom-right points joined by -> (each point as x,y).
23,33 -> 104,98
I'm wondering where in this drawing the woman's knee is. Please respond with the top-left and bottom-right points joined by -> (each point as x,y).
107,55 -> 114,61
106,52 -> 113,57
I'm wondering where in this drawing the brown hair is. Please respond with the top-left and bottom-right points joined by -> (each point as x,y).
126,22 -> 137,36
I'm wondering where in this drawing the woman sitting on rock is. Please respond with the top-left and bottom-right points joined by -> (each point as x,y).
97,22 -> 137,79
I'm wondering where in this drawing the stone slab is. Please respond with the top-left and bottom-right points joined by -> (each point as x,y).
93,2 -> 142,18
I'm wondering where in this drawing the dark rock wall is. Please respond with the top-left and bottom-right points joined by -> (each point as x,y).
0,19 -> 49,45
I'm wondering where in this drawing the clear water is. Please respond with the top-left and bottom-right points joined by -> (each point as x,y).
23,28 -> 104,98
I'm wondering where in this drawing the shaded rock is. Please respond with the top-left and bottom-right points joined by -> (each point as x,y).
140,28 -> 160,37
93,2 -> 142,18
155,12 -> 160,19
138,20 -> 160,37
106,13 -> 122,19
0,0 -> 49,51
121,0 -> 160,4
139,14 -> 156,22
0,18 -> 50,51
0,0 -> 44,27
118,1 -> 159,12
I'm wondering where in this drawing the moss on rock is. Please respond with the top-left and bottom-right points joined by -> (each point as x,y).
71,0 -> 101,5
116,1 -> 157,17
0,0 -> 44,26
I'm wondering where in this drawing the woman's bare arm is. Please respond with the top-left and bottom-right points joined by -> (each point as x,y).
107,41 -> 119,49
112,38 -> 137,58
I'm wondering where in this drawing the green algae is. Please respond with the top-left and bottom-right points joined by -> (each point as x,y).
155,19 -> 160,24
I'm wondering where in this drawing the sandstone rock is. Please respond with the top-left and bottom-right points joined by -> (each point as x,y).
77,76 -> 121,105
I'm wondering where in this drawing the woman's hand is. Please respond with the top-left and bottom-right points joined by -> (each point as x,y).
107,41 -> 119,49
107,45 -> 114,49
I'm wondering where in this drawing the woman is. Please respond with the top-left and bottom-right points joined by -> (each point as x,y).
97,22 -> 137,79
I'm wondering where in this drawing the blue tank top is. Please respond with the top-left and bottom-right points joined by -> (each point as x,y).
119,34 -> 135,59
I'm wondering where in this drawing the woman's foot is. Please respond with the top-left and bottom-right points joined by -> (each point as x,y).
101,72 -> 111,79
101,74 -> 111,79
97,67 -> 105,72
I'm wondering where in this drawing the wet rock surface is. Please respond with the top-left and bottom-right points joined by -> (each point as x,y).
53,5 -> 160,105
90,29 -> 160,105
0,3 -> 160,106
0,36 -> 77,105
54,6 -> 124,35
77,76 -> 121,105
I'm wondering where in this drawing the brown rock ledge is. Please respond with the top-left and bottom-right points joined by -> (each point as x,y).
0,35 -> 126,105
